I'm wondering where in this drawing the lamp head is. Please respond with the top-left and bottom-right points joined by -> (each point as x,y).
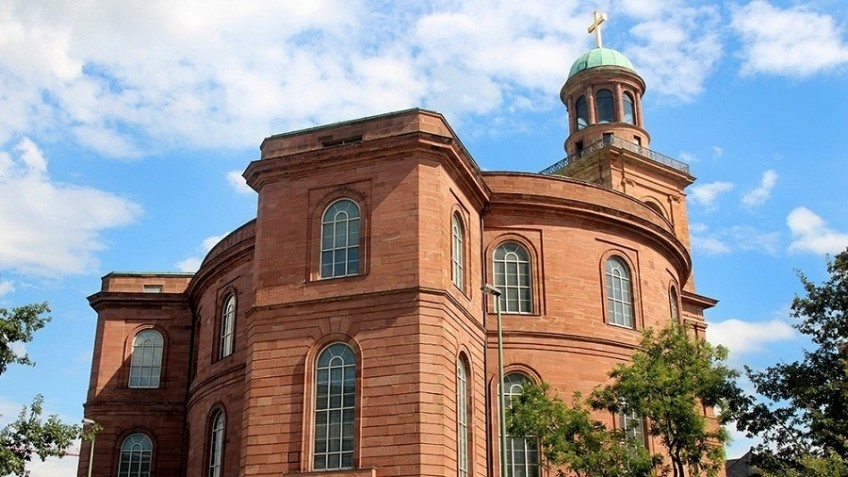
481,284 -> 502,296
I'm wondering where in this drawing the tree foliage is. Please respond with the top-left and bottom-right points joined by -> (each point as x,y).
737,248 -> 848,475
508,322 -> 740,477
508,384 -> 656,477
0,302 -> 81,476
0,302 -> 51,375
0,395 -> 80,476
590,322 -> 741,477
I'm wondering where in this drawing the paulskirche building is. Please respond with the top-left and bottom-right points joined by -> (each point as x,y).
79,20 -> 720,477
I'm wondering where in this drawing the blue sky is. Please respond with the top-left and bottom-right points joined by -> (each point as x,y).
1,0 -> 847,474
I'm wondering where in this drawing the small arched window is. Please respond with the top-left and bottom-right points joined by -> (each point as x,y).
118,433 -> 153,477
452,214 -> 465,289
129,329 -> 163,388
220,295 -> 236,359
321,199 -> 361,278
605,257 -> 635,328
669,286 -> 680,321
209,410 -> 225,477
501,373 -> 539,477
493,242 -> 532,314
623,92 -> 636,124
457,356 -> 470,477
644,201 -> 666,219
596,89 -> 615,124
314,343 -> 356,470
576,95 -> 589,130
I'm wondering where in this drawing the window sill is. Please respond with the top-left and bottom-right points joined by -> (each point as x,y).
287,468 -> 376,477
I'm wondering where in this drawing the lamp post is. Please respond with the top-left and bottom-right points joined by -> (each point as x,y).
482,284 -> 508,477
82,418 -> 97,477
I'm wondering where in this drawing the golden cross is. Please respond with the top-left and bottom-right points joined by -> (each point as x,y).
588,10 -> 607,48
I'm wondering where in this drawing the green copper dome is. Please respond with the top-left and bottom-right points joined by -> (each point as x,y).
568,47 -> 636,79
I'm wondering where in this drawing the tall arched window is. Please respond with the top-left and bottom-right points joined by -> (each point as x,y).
493,242 -> 532,314
669,286 -> 680,321
209,410 -> 225,477
502,373 -> 539,477
623,92 -> 636,124
314,343 -> 356,470
220,295 -> 236,359
321,199 -> 361,278
605,257 -> 634,328
457,356 -> 470,477
575,95 -> 589,130
129,330 -> 163,388
596,89 -> 615,124
621,409 -> 647,446
452,214 -> 465,289
117,433 -> 153,477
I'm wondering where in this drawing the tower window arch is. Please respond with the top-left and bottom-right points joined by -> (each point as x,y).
452,214 -> 465,289
575,95 -> 589,130
493,241 -> 532,314
321,199 -> 361,278
457,355 -> 470,477
129,329 -> 163,388
596,89 -> 615,124
314,343 -> 356,470
209,410 -> 225,477
605,257 -> 635,328
117,433 -> 153,477
669,286 -> 680,321
220,294 -> 236,359
623,92 -> 636,124
501,373 -> 539,477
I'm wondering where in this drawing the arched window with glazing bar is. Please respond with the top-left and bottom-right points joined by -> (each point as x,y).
129,330 -> 163,388
493,242 -> 532,314
605,257 -> 634,328
501,373 -> 539,477
314,343 -> 356,470
117,433 -> 153,477
321,199 -> 361,278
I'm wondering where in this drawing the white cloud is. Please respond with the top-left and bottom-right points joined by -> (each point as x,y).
176,234 -> 225,272
0,138 -> 142,276
0,1 -> 726,158
625,5 -> 722,101
690,223 -> 780,255
742,169 -> 778,207
787,207 -> 848,254
691,235 -> 731,255
678,151 -> 697,163
707,318 -> 794,356
227,170 -> 253,195
21,453 -> 79,476
0,279 -> 14,297
731,0 -> 848,77
689,180 -> 734,208
710,146 -> 723,158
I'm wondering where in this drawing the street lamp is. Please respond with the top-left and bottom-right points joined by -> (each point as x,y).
482,284 -> 508,477
82,418 -> 97,477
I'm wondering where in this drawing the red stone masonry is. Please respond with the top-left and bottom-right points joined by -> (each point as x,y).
80,108 -> 721,477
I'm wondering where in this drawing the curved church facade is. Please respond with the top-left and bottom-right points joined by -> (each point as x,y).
79,42 -> 719,477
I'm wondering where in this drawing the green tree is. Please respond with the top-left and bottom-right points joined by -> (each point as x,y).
590,322 -> 740,477
508,384 -> 657,477
0,302 -> 81,476
736,248 -> 848,475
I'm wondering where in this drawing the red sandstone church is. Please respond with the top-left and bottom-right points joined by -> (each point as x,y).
79,23 -> 721,477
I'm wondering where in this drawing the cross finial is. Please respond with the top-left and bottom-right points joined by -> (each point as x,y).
588,10 -> 607,48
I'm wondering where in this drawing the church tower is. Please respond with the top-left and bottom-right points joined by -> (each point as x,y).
544,11 -> 696,265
